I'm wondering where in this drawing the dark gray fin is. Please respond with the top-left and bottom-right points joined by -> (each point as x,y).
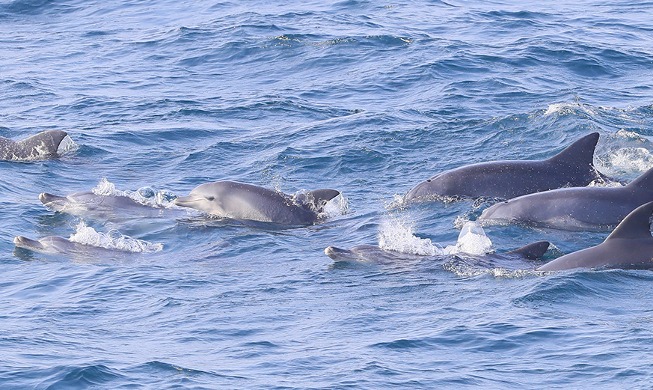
547,132 -> 599,167
39,192 -> 67,205
606,201 -> 653,240
298,189 -> 340,212
626,167 -> 653,191
19,130 -> 69,156
508,241 -> 550,260
14,236 -> 45,251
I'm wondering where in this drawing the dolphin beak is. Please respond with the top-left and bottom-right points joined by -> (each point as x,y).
174,195 -> 199,208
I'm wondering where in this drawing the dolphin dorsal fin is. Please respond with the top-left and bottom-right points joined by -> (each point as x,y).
548,132 -> 599,167
626,167 -> 653,191
508,241 -> 550,260
296,189 -> 340,212
606,201 -> 653,240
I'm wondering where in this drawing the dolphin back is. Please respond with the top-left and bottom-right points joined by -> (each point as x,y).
547,132 -> 598,168
606,201 -> 653,240
507,241 -> 550,260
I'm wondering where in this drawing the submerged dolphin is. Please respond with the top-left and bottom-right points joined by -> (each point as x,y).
40,191 -> 172,220
0,130 -> 74,160
325,241 -> 550,263
405,132 -> 606,202
14,235 -> 120,256
174,181 -> 341,225
538,202 -> 653,271
479,166 -> 653,231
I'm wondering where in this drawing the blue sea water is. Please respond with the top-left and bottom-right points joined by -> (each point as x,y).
2,0 -> 653,388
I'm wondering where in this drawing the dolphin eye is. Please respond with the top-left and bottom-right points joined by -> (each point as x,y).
205,196 -> 215,201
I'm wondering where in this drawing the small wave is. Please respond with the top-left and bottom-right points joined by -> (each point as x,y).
69,221 -> 163,253
91,178 -> 177,209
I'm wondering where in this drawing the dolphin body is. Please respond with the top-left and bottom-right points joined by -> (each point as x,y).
0,130 -> 73,160
40,191 -> 172,220
14,235 -> 120,256
405,132 -> 606,202
325,241 -> 550,263
174,181 -> 340,225
479,166 -> 653,231
538,202 -> 653,271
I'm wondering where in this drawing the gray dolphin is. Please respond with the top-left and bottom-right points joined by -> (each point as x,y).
0,130 -> 74,160
14,235 -> 120,256
479,166 -> 653,231
405,132 -> 606,202
40,191 -> 172,220
537,202 -> 653,271
174,181 -> 340,225
325,241 -> 550,263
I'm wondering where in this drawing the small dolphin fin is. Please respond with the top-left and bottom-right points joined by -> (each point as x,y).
298,189 -> 340,211
626,167 -> 653,191
606,201 -> 653,240
14,236 -> 45,251
548,132 -> 599,167
508,241 -> 550,260
39,192 -> 67,205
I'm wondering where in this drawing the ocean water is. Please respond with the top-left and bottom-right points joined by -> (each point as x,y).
2,0 -> 653,388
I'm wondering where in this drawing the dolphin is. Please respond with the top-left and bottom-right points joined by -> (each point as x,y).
173,181 -> 340,225
325,241 -> 550,263
404,132 -> 607,202
479,166 -> 653,231
537,202 -> 653,271
0,130 -> 74,160
14,235 -> 120,256
40,191 -> 173,220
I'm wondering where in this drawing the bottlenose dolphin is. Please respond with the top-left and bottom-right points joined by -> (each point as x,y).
479,166 -> 653,231
325,241 -> 550,263
14,235 -> 120,256
174,181 -> 340,225
537,202 -> 653,271
40,191 -> 173,220
404,132 -> 606,202
0,130 -> 74,160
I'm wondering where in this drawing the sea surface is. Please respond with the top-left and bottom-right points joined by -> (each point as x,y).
2,0 -> 653,388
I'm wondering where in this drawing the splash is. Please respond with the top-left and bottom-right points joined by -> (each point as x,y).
91,178 -> 177,208
378,217 -> 493,257
319,193 -> 349,219
378,218 -> 444,256
450,222 -> 493,256
68,221 -> 163,253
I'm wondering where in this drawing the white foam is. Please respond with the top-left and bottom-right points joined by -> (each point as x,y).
449,222 -> 493,256
544,102 -> 596,117
91,178 -> 177,208
378,218 -> 444,256
68,221 -> 163,253
377,217 -> 493,257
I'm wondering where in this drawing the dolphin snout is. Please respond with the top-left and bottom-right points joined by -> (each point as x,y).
174,195 -> 201,207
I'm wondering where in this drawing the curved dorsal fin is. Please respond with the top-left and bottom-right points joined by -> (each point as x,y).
626,167 -> 653,191
547,132 -> 599,166
606,201 -> 653,240
508,241 -> 550,260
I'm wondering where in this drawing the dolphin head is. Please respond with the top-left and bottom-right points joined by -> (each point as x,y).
174,182 -> 226,215
404,179 -> 438,203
